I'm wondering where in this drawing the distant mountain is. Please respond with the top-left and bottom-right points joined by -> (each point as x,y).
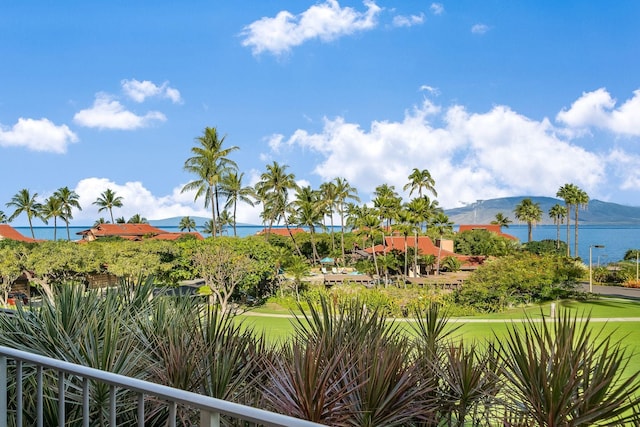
444,197 -> 640,225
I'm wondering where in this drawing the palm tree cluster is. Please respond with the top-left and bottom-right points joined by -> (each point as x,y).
0,286 -> 638,426
557,183 -> 590,258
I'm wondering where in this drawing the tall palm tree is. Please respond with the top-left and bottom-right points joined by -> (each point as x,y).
549,204 -> 567,250
6,189 -> 42,239
573,188 -> 589,259
491,212 -> 512,228
54,186 -> 82,240
319,181 -> 338,253
404,167 -> 438,198
557,183 -> 578,257
333,177 -> 360,260
430,212 -> 454,275
291,186 -> 324,264
202,220 -> 214,236
40,196 -> 65,240
181,127 -> 238,237
93,188 -> 123,224
514,198 -> 543,242
393,210 -> 419,281
405,195 -> 441,232
220,171 -> 255,237
373,184 -> 401,230
256,161 -> 301,255
179,216 -> 197,232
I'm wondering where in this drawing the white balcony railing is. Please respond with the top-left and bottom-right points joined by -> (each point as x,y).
0,345 -> 323,427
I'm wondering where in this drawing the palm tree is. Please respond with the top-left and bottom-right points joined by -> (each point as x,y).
115,216 -> 126,224
430,212 -> 454,275
405,195 -> 441,232
573,188 -> 589,259
202,220 -> 214,235
94,217 -> 108,226
333,177 -> 360,260
127,214 -> 148,224
549,204 -> 567,250
40,196 -> 65,240
393,210 -> 419,281
404,167 -> 438,198
182,127 -> 239,237
491,212 -> 512,228
179,216 -> 197,232
220,171 -> 255,237
6,189 -> 42,239
319,181 -> 338,252
93,188 -> 123,224
557,183 -> 578,257
373,184 -> 401,230
256,161 -> 302,255
0,211 -> 8,224
218,210 -> 233,235
514,198 -> 543,242
54,187 -> 82,240
291,186 -> 324,264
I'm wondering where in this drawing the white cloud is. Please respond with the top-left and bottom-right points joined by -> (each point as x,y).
270,99 -> 606,208
73,178 -> 210,223
0,118 -> 78,153
419,85 -> 440,96
73,93 -> 167,130
121,79 -> 183,104
392,13 -> 424,28
430,3 -> 444,15
557,88 -> 640,136
471,23 -> 490,34
240,0 -> 382,56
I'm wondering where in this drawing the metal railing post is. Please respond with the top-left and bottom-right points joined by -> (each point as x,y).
0,355 -> 7,427
200,410 -> 221,427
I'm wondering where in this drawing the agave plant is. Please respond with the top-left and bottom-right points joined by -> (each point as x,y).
499,309 -> 640,426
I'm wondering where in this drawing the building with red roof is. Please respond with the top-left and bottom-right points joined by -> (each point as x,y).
76,223 -> 203,242
457,224 -> 518,240
0,225 -> 38,243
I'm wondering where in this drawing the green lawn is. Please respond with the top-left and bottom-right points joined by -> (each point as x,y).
239,296 -> 640,375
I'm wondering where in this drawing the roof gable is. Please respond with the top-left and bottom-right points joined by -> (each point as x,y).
0,225 -> 37,243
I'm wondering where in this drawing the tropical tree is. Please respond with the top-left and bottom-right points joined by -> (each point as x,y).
573,187 -> 589,259
202,220 -> 214,235
0,211 -> 7,224
290,186 -> 324,264
430,212 -> 454,275
40,195 -> 65,240
557,183 -> 578,257
514,198 -> 543,243
333,177 -> 360,261
220,171 -> 255,236
6,189 -> 42,239
54,186 -> 82,240
179,216 -> 197,232
115,217 -> 126,224
93,188 -> 123,224
182,127 -> 239,237
127,214 -> 148,224
256,161 -> 302,255
491,212 -> 512,228
218,210 -> 233,235
373,184 -> 401,230
549,203 -> 568,250
404,167 -> 437,198
319,181 -> 338,252
94,217 -> 108,226
406,195 -> 441,232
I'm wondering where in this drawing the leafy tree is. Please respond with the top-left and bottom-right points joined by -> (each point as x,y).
284,255 -> 310,302
40,195 -> 65,240
54,186 -> 82,240
404,167 -> 437,198
405,195 -> 441,233
0,245 -> 24,304
182,127 -> 238,237
549,203 -> 567,250
179,216 -> 197,232
6,189 -> 42,239
218,210 -> 233,235
202,220 -> 214,236
490,212 -> 512,228
93,188 -> 123,224
454,229 -> 517,256
220,171 -> 255,236
440,256 -> 461,272
256,161 -> 302,255
514,198 -> 542,242
127,213 -> 148,224
522,239 -> 568,256
333,177 -> 360,261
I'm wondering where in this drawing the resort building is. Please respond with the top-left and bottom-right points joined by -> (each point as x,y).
0,224 -> 38,243
76,223 -> 203,242
457,224 -> 518,240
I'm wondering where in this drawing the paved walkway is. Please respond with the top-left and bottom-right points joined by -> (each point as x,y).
584,283 -> 640,300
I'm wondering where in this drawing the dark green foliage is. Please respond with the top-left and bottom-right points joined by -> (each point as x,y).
454,229 -> 518,256
455,252 -> 584,312
522,239 -> 568,255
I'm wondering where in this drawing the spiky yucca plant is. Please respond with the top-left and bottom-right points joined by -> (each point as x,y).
499,309 -> 640,426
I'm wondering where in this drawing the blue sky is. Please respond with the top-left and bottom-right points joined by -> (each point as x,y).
2,1 -> 640,226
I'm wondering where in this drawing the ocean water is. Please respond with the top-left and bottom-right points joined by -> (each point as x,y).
13,224 -> 640,263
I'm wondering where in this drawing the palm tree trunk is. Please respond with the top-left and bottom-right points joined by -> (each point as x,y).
340,209 -> 346,261
232,200 -> 238,237
404,234 -> 408,283
283,211 -> 303,257
28,216 -> 35,239
310,227 -> 319,265
528,222 -> 533,242
556,220 -> 560,250
53,217 -> 57,241
329,210 -> 336,253
65,220 -> 71,241
414,231 -> 419,277
574,209 -> 579,258
210,189 -> 217,237
565,204 -> 571,257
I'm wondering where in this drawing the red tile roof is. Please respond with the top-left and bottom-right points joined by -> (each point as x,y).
0,225 -> 37,243
77,224 -> 204,241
